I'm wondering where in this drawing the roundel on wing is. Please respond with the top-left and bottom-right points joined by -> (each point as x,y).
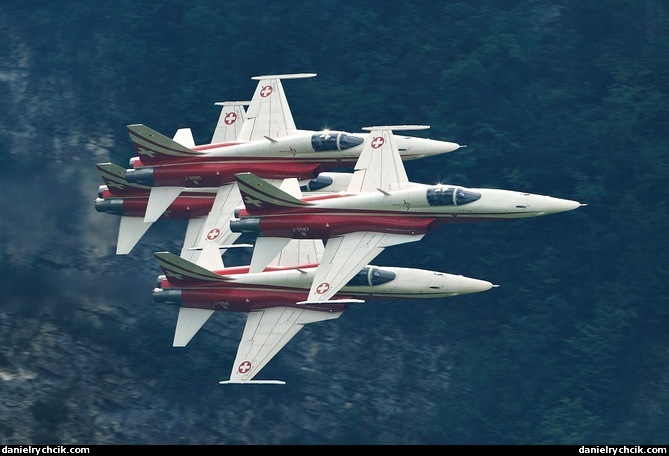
371,136 -> 385,149
224,112 -> 238,125
238,360 -> 252,373
207,228 -> 221,240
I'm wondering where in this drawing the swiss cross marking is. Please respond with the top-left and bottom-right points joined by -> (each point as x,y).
316,282 -> 330,294
207,228 -> 221,240
137,146 -> 156,157
224,112 -> 238,125
238,360 -> 252,373
242,195 -> 263,207
371,136 -> 385,149
260,85 -> 273,97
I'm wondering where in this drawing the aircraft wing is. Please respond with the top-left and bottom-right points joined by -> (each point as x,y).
269,239 -> 324,267
220,306 -> 342,384
244,177 -> 314,272
237,73 -> 316,142
249,238 -> 325,271
211,101 -> 249,143
347,126 -> 427,194
181,217 -> 245,270
180,217 -> 207,262
185,183 -> 244,268
303,231 -> 425,303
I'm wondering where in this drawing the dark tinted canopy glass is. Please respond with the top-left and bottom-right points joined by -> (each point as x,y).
311,132 -> 364,151
426,186 -> 481,206
346,266 -> 396,286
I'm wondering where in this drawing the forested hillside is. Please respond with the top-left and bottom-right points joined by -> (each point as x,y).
0,0 -> 667,444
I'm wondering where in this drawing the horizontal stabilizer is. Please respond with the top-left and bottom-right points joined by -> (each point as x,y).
249,237 -> 292,273
173,307 -> 215,347
116,216 -> 153,254
144,186 -> 183,223
194,242 -> 225,270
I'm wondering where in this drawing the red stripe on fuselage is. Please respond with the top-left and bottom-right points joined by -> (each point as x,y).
146,160 -> 327,187
238,206 -> 529,238
131,153 -> 356,168
166,282 -> 446,313
106,193 -> 216,218
192,141 -> 245,151
255,213 -> 437,237
179,288 -> 349,313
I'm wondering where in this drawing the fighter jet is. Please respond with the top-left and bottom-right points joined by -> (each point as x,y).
153,240 -> 495,384
123,74 -> 462,223
230,125 -> 585,305
95,162 -> 269,263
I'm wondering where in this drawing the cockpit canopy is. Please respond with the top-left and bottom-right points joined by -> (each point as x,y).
301,174 -> 333,192
346,266 -> 396,287
426,186 -> 481,206
311,131 -> 364,152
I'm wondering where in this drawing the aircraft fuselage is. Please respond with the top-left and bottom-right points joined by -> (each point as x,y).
125,131 -> 460,187
153,263 -> 494,313
230,183 -> 582,239
95,186 -> 217,219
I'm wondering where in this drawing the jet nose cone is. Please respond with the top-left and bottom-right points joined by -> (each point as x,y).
456,276 -> 495,295
541,197 -> 583,214
427,140 -> 461,156
398,137 -> 462,159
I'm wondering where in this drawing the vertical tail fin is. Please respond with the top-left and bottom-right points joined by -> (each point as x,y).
127,124 -> 204,165
154,251 -> 229,286
96,162 -> 150,196
235,172 -> 311,214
